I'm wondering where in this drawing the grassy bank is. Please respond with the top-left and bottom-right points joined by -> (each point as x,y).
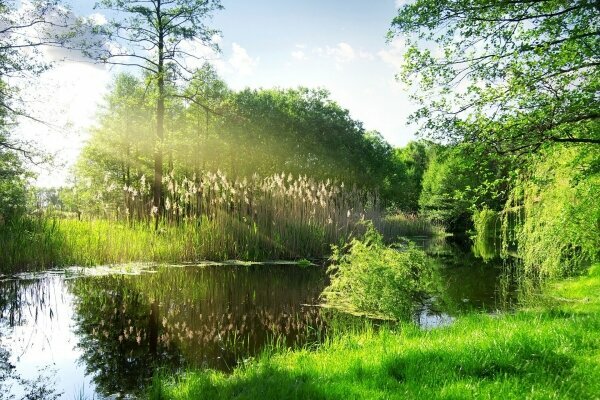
0,214 -> 442,273
152,264 -> 600,399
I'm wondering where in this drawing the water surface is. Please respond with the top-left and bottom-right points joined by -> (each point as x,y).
0,240 -> 518,399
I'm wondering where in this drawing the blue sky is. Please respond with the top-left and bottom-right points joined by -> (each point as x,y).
22,0 -> 414,186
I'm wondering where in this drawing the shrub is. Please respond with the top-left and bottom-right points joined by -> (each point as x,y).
322,222 -> 435,321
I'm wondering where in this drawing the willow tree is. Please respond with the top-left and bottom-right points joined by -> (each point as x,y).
92,0 -> 223,225
390,0 -> 600,156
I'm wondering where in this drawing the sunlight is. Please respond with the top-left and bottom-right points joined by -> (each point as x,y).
0,0 -> 597,398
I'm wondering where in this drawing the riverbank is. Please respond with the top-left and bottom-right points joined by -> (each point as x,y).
0,215 -> 443,273
152,264 -> 600,399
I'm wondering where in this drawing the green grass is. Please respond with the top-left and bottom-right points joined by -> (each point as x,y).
0,217 -> 323,272
0,213 -> 444,273
377,213 -> 446,239
151,264 -> 600,399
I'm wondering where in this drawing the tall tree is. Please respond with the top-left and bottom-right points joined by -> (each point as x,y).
180,62 -> 228,175
390,0 -> 599,156
393,141 -> 435,212
92,0 -> 223,225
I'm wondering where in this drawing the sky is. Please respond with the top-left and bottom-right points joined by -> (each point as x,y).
16,0 -> 415,187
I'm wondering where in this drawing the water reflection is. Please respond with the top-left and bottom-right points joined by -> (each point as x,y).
416,236 -> 523,325
68,266 -> 326,397
0,238 -> 530,398
0,276 -> 94,399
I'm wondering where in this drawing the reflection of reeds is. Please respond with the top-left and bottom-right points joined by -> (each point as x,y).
71,272 -> 328,372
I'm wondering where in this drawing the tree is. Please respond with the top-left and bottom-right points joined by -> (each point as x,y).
0,0 -> 73,160
390,0 -> 600,156
419,144 -> 510,232
217,87 -> 395,190
73,78 -> 408,216
92,0 -> 223,225
393,140 -> 436,212
178,62 -> 229,175
0,145 -> 28,222
0,1 -> 78,221
74,73 -> 155,216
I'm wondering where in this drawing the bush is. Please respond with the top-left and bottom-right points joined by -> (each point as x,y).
322,222 -> 435,320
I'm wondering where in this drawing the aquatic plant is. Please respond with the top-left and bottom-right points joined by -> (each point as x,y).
0,171 -> 444,271
322,222 -> 435,321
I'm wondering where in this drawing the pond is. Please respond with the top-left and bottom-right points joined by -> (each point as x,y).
0,238 -> 520,399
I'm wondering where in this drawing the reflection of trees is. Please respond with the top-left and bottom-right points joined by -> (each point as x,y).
69,276 -> 180,397
0,278 -> 63,400
425,239 -> 523,314
68,265 -> 327,396
0,278 -> 49,327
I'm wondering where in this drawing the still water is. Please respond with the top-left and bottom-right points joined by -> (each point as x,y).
0,239 -> 518,399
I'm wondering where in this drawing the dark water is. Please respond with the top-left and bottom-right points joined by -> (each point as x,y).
0,239 -> 518,399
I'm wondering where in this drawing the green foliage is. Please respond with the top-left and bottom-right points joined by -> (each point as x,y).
75,72 -> 403,212
390,0 -> 600,154
219,88 -> 396,189
0,148 -> 28,223
419,144 -> 510,232
509,145 -> 600,277
391,140 -> 434,212
323,223 -> 434,321
153,264 -> 600,400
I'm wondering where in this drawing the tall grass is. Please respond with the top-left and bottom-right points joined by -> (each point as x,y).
1,171 -> 444,272
376,213 -> 446,240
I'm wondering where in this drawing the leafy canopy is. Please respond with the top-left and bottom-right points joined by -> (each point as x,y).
391,0 -> 600,155
92,0 -> 223,75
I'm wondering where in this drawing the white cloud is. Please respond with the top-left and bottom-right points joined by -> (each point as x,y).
228,42 -> 258,76
323,42 -> 374,65
291,50 -> 307,61
395,0 -> 411,7
378,37 -> 406,68
87,12 -> 107,26
326,42 -> 356,63
358,50 -> 375,61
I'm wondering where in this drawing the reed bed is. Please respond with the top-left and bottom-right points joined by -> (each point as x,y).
0,171 -> 444,272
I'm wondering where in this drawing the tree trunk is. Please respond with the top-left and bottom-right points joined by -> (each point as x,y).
154,8 -> 165,231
